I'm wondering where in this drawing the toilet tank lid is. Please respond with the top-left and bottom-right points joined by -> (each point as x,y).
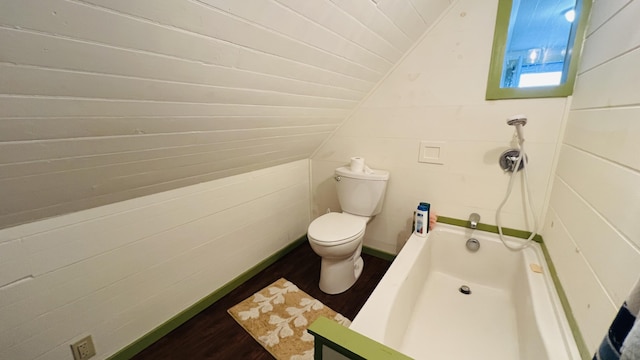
308,213 -> 366,243
336,166 -> 389,181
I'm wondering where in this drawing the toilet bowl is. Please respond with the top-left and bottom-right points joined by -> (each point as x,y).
308,164 -> 389,294
308,212 -> 368,294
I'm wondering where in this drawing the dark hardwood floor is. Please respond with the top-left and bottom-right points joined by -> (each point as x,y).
132,241 -> 392,360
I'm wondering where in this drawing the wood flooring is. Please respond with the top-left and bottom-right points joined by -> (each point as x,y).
131,241 -> 392,360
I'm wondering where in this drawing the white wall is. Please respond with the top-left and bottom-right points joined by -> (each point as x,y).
542,0 -> 640,353
311,0 -> 569,253
0,160 -> 310,360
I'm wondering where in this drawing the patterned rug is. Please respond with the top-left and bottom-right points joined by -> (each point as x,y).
228,278 -> 351,360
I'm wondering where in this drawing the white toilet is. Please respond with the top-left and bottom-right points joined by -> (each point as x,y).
308,166 -> 389,294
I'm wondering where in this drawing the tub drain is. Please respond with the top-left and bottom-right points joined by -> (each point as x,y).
459,285 -> 471,295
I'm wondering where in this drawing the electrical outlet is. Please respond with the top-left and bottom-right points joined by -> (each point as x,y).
70,335 -> 96,360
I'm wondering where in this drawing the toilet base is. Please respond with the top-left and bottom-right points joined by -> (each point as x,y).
318,255 -> 364,295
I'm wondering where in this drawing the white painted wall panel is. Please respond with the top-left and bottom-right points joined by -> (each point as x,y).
0,160 -> 310,360
572,48 -> 640,110
0,133 -> 328,179
0,65 -> 356,108
273,0 -> 404,63
1,0 -> 451,228
77,0 -> 382,81
409,0 -> 453,26
0,0 -> 378,83
0,28 -> 365,100
564,108 -> 640,171
0,116 -> 343,142
329,0 -> 415,51
193,0 -> 393,73
0,141 -> 319,218
376,0 -> 428,40
550,177 -> 640,305
586,0 -> 632,36
0,240 -> 31,288
579,0 -> 640,72
312,0 -> 566,253
556,145 -> 640,249
543,0 -> 640,354
0,97 -> 351,118
0,127 -> 333,165
543,209 -> 617,352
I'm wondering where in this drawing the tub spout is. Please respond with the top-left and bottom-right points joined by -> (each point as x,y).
469,213 -> 480,229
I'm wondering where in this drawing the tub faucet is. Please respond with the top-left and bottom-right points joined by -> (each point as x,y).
469,213 -> 480,229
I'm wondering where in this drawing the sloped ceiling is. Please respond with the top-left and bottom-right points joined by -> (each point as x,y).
0,0 -> 452,229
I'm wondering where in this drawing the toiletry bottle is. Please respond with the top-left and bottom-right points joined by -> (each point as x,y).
422,202 -> 431,233
415,204 -> 428,237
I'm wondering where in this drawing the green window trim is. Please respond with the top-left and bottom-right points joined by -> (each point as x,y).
485,0 -> 592,100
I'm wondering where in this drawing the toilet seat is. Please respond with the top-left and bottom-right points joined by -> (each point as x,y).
308,213 -> 366,246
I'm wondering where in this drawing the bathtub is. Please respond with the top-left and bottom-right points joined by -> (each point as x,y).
350,223 -> 580,360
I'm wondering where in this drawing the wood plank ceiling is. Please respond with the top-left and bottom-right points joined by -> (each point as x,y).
0,0 -> 451,229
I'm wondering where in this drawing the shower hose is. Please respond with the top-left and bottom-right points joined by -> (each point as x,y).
495,133 -> 539,251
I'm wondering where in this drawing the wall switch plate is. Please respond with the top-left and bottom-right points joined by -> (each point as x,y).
71,335 -> 96,360
418,141 -> 446,165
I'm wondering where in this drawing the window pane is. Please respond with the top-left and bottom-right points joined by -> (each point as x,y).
500,0 -> 577,89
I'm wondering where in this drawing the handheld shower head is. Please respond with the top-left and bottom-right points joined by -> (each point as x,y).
507,114 -> 527,144
507,115 -> 527,127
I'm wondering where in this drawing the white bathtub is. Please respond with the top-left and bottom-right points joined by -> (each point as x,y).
350,223 -> 580,360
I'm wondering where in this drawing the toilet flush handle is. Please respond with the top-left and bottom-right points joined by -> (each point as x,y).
334,175 -> 342,182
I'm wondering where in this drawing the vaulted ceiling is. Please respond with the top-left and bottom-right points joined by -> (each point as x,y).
0,0 -> 452,229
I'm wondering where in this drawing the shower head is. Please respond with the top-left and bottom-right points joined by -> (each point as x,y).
507,115 -> 527,144
507,115 -> 527,127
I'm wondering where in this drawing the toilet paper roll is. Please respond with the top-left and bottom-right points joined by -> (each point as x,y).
350,157 -> 365,173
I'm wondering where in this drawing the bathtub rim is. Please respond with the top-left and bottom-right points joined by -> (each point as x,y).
350,222 -> 581,359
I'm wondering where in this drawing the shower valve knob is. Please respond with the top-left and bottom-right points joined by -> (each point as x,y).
499,149 -> 526,173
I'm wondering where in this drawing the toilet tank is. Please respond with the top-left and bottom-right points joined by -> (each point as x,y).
335,166 -> 390,217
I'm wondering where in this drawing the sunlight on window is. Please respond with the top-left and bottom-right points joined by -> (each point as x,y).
486,0 -> 591,99
518,72 -> 563,87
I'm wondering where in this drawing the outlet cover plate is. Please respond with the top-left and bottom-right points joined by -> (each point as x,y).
71,335 -> 96,360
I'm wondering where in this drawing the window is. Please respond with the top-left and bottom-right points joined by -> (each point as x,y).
486,0 -> 591,100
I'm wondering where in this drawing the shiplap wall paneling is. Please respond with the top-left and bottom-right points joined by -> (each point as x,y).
563,108 -> 640,171
542,208 -> 619,351
543,0 -> 640,353
556,146 -> 640,245
328,0 -> 413,50
0,160 -> 310,360
0,0 -> 379,87
586,0 -> 633,36
193,0 -> 394,73
0,29 -> 367,100
578,0 -> 640,72
0,116 -> 344,142
408,0 -> 453,27
272,0 -> 404,63
554,146 -> 640,301
0,133 -> 329,178
1,0 -> 447,228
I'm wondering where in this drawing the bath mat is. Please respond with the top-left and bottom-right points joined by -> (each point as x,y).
228,278 -> 351,360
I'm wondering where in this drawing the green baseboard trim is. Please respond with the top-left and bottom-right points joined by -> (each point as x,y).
308,317 -> 412,360
539,242 -> 590,359
107,236 -> 308,360
437,215 -> 543,243
362,246 -> 396,262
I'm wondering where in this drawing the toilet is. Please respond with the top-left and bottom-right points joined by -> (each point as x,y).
308,166 -> 389,294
